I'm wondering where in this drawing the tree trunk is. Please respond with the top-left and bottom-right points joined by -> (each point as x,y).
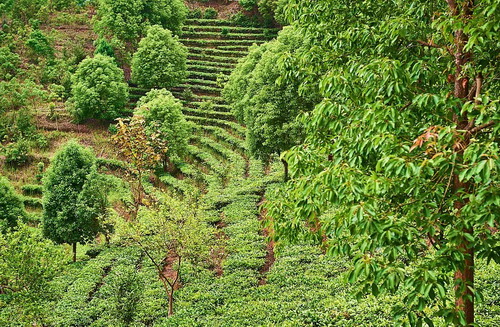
72,242 -> 77,262
448,0 -> 475,323
168,289 -> 174,317
281,158 -> 289,182
454,232 -> 474,325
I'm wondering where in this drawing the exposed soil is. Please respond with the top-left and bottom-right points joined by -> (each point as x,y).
186,0 -> 242,20
210,215 -> 228,277
162,252 -> 182,290
257,204 -> 275,285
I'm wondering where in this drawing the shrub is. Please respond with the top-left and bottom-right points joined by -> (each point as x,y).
49,0 -> 76,11
25,29 -> 54,60
0,78 -> 46,113
93,37 -> 115,58
131,25 -> 187,89
188,8 -> 203,19
1,0 -> 49,23
68,54 -> 129,122
21,184 -> 43,196
0,177 -> 26,232
4,139 -> 31,166
203,8 -> 218,19
0,47 -> 20,81
239,0 -> 258,11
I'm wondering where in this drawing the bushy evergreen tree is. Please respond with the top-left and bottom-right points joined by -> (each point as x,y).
136,89 -> 189,169
42,141 -> 107,261
94,0 -> 186,44
67,54 -> 128,122
131,25 -> 187,89
223,27 -> 318,179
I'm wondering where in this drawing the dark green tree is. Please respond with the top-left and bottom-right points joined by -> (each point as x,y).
223,27 -> 318,180
266,0 -> 500,325
67,54 -> 128,122
131,25 -> 187,89
42,141 -> 107,262
0,177 -> 26,232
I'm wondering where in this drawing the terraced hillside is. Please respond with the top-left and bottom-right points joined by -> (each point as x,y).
34,18 -> 500,327
130,19 -> 279,197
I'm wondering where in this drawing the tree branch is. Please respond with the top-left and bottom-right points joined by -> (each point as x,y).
469,121 -> 495,134
416,40 -> 453,56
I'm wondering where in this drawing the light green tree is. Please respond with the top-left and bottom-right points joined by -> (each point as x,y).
266,0 -> 500,325
131,25 -> 187,89
136,89 -> 190,170
94,0 -> 186,44
67,54 -> 128,122
0,224 -> 65,325
126,195 -> 214,317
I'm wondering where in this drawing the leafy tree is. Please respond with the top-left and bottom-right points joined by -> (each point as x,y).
131,25 -> 187,89
0,224 -> 65,324
112,115 -> 166,217
94,0 -> 186,44
266,0 -> 500,326
67,54 -> 129,122
0,177 -> 26,232
223,27 -> 318,180
127,195 -> 214,316
42,141 -> 107,262
136,89 -> 190,170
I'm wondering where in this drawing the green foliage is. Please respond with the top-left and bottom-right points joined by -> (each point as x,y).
0,224 -> 65,325
126,195 -> 215,316
239,0 -> 258,11
187,8 -> 202,19
223,26 -> 317,162
131,25 -> 187,89
49,0 -> 76,11
25,29 -> 54,60
265,0 -> 500,325
0,177 -> 26,232
67,54 -> 128,122
3,139 -> 31,166
93,37 -> 115,58
203,7 -> 218,20
0,47 -> 20,81
136,89 -> 190,166
94,0 -> 187,44
0,78 -> 46,113
0,107 -> 37,143
0,0 -> 48,23
21,184 -> 43,196
42,141 -> 106,247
